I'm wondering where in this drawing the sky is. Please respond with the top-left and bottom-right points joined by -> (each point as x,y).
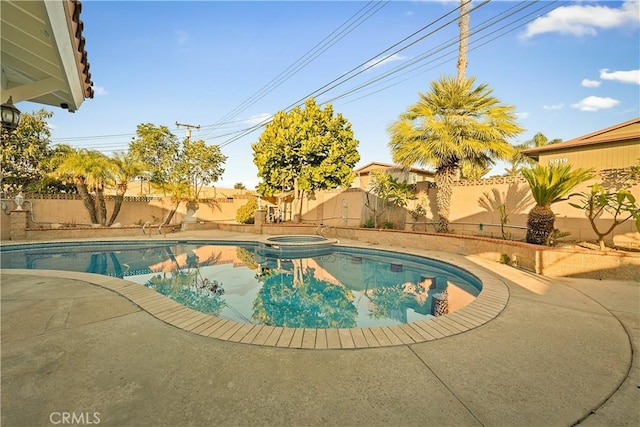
21,0 -> 640,189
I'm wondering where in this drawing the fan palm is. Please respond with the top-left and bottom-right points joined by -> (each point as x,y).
108,152 -> 146,226
522,164 -> 594,245
50,148 -> 115,225
388,76 -> 523,232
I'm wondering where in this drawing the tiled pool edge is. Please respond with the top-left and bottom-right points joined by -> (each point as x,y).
3,259 -> 509,350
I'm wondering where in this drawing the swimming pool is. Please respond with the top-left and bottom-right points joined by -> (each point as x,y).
0,240 -> 482,329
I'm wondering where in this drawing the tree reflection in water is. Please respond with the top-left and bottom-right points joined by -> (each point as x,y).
252,263 -> 357,328
143,247 -> 227,316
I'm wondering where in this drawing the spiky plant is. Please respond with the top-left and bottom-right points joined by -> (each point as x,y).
522,164 -> 594,245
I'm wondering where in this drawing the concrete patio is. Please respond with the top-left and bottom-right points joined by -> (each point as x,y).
1,232 -> 638,426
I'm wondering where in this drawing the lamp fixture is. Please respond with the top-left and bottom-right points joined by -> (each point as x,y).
1,96 -> 21,131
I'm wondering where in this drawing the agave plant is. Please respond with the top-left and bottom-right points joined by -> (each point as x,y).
522,164 -> 594,245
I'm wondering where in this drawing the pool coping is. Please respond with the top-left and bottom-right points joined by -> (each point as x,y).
1,237 -> 509,349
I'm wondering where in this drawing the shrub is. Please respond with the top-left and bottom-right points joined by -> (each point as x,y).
362,217 -> 375,228
236,197 -> 258,224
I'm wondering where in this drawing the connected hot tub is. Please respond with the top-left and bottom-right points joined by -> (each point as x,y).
258,235 -> 338,257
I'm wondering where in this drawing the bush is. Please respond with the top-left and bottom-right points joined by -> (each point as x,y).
236,197 -> 258,224
362,217 -> 375,228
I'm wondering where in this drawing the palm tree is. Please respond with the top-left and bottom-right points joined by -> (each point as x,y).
50,148 -> 114,225
107,152 -> 145,226
522,164 -> 593,245
388,76 -> 523,232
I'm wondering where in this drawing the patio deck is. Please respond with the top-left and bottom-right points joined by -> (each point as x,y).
1,231 -> 638,426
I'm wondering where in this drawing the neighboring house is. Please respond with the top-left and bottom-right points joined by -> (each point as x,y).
1,0 -> 93,111
520,117 -> 640,172
352,161 -> 435,189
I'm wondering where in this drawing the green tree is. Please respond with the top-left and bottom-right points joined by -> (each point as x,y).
388,76 -> 523,233
522,164 -> 594,245
129,124 -> 227,225
236,196 -> 258,224
252,97 -> 360,221
0,109 -> 68,193
569,183 -> 640,251
364,170 -> 416,228
176,138 -> 226,200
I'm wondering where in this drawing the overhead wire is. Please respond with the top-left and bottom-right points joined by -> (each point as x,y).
215,0 -> 487,148
198,0 -> 390,140
52,0 -> 566,154
53,1 -> 389,147
325,0 -> 565,106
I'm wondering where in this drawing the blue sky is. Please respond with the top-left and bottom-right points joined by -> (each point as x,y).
24,0 -> 640,189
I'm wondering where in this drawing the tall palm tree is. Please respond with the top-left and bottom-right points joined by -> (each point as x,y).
107,152 -> 145,226
388,76 -> 523,232
522,164 -> 593,245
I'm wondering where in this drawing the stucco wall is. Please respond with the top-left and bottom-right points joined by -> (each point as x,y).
3,175 -> 639,248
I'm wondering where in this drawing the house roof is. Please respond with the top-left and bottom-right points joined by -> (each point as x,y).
1,0 -> 93,112
520,117 -> 640,160
354,161 -> 435,176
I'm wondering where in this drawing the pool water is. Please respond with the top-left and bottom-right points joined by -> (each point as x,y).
1,241 -> 481,329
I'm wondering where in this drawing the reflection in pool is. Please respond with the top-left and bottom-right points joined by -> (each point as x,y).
1,241 -> 481,329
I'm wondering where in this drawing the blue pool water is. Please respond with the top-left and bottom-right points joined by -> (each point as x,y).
0,241 -> 482,329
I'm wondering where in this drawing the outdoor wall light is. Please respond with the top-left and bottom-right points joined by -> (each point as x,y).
1,96 -> 21,131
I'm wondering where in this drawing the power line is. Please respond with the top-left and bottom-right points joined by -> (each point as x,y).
198,0 -> 389,140
215,0 -> 487,148
53,1 -> 566,154
325,0 -> 562,105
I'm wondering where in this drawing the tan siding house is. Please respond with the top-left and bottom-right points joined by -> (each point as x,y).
520,117 -> 640,171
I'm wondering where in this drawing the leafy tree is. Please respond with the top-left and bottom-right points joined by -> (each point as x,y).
177,138 -> 226,200
234,182 -> 246,191
522,164 -> 593,245
236,196 -> 258,224
129,123 -> 227,225
569,183 -> 640,251
252,97 -> 360,221
0,109 -> 71,193
388,76 -> 523,233
364,170 -> 416,228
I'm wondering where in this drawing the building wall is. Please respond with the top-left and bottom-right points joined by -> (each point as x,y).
537,138 -> 639,171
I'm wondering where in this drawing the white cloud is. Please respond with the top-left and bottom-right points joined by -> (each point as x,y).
364,54 -> 407,70
522,0 -> 639,38
246,113 -> 273,125
571,96 -> 620,112
93,86 -> 108,96
174,30 -> 189,45
581,79 -> 601,88
516,112 -> 529,120
543,103 -> 564,110
599,68 -> 640,84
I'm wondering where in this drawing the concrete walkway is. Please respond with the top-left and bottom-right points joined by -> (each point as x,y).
1,235 -> 638,426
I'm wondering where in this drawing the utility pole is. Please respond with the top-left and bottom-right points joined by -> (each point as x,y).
457,0 -> 471,83
175,122 -> 200,139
